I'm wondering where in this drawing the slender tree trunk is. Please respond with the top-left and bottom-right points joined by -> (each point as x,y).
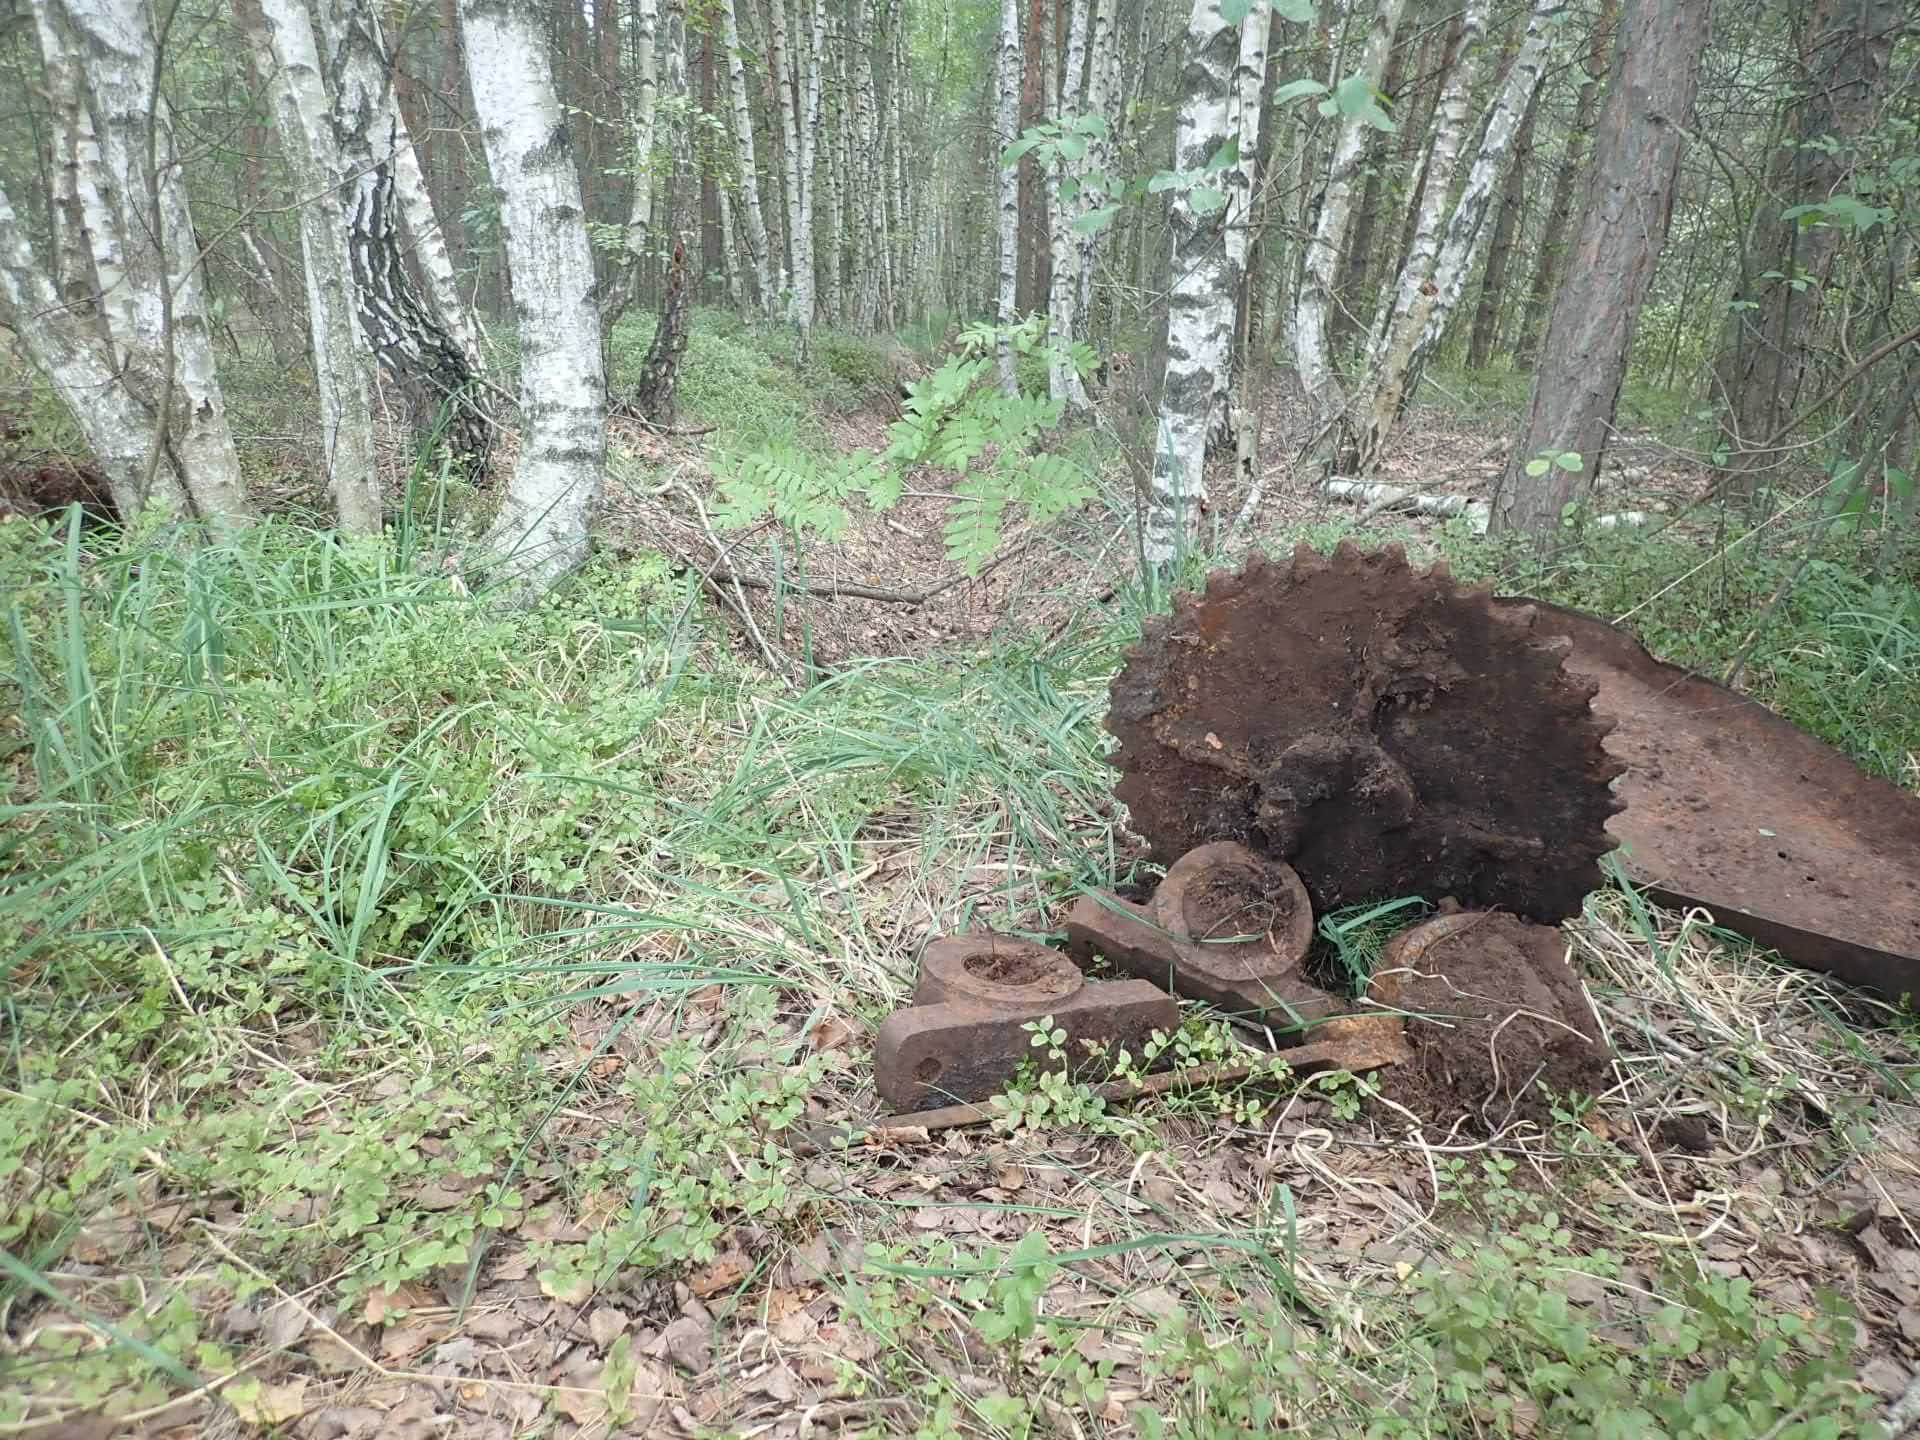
1466,86 -> 1539,368
1145,0 -> 1240,566
458,0 -> 607,591
1339,0 -> 1489,476
0,183 -> 188,521
320,0 -> 490,475
994,0 -> 1023,394
790,0 -> 826,359
1290,0 -> 1406,432
766,0 -> 795,307
1046,0 -> 1093,409
1018,0 -> 1048,314
721,0 -> 775,316
237,0 -> 381,533
1713,0 -> 1900,484
1399,0 -> 1559,379
49,0 -> 252,528
604,0 -> 660,330
1492,0 -> 1710,540
1209,6 -> 1268,450
1516,0 -> 1614,364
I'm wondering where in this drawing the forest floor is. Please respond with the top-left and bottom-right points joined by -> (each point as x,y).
4,317 -> 1920,1438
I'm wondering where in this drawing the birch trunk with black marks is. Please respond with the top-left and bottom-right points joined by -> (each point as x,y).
1338,0 -> 1488,477
767,0 -> 797,314
458,0 -> 607,591
321,0 -> 490,478
35,0 -> 251,528
721,0 -> 774,317
1045,0 -> 1092,411
1493,0 -> 1710,540
1289,0 -> 1406,435
994,0 -> 1023,394
1408,0 -> 1560,367
1074,0 -> 1120,334
1144,0 -> 1239,567
604,0 -> 658,329
0,182 -> 189,521
238,0 -> 380,533
1211,7 -> 1268,450
791,0 -> 826,361
635,0 -> 694,417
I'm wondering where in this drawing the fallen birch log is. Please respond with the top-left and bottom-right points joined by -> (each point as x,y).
1325,479 -> 1492,535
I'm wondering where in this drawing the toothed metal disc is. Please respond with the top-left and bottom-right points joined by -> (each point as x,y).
1108,542 -> 1624,922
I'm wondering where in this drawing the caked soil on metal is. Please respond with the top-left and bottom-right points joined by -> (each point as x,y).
1183,865 -> 1299,942
1374,911 -> 1614,1127
962,947 -> 1076,993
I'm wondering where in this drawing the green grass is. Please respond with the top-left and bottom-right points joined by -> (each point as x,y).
2,433 -> 1911,1431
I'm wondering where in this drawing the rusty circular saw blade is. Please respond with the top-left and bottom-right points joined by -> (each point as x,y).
1108,542 -> 1626,923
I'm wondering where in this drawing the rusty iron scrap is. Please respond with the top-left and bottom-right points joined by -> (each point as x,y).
873,933 -> 1177,1113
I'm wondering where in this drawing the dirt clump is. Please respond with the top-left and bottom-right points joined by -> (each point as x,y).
1371,909 -> 1614,1128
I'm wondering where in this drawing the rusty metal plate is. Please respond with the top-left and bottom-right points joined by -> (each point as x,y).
1505,598 -> 1920,997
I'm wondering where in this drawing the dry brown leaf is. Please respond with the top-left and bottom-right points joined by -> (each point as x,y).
363,1282 -> 437,1326
588,1305 -> 630,1348
464,1309 -> 520,1343
380,1324 -> 443,1362
687,1248 -> 751,1297
660,1315 -> 711,1373
230,1377 -> 308,1425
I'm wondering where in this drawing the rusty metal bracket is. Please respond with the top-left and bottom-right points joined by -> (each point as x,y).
1063,842 -> 1354,1029
873,933 -> 1178,1113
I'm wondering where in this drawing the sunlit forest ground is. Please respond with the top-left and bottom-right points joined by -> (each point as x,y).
5,314 -> 1920,1437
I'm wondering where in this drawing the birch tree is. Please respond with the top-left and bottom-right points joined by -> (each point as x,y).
457,0 -> 607,591
993,0 -> 1023,395
8,0 -> 253,530
721,0 -> 774,317
237,0 -> 380,534
1493,0 -> 1711,539
1044,0 -> 1092,412
319,0 -> 490,475
1144,0 -> 1243,566
1340,0 -> 1559,476
604,0 -> 659,327
1290,0 -> 1407,431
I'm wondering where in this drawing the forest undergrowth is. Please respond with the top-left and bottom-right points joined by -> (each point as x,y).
4,330 -> 1920,1438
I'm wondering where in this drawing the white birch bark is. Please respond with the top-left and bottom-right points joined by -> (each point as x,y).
1074,0 -> 1118,331
314,0 -> 480,365
767,0 -> 798,311
1209,7 -> 1268,445
457,0 -> 607,592
321,0 -> 488,470
721,0 -> 774,316
30,6 -> 95,312
1046,0 -> 1093,410
1145,0 -> 1239,566
1345,0 -> 1488,473
624,0 -> 660,262
1412,0 -> 1561,363
821,10 -> 847,327
0,180 -> 189,520
1290,0 -> 1406,425
993,0 -> 1022,394
241,0 -> 381,533
791,0 -> 826,359
58,0 -> 251,528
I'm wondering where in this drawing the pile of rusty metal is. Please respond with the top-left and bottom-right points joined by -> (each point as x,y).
868,543 -> 1920,1129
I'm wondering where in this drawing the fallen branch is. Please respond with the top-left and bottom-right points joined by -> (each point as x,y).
1325,478 -> 1491,534
785,1032 -> 1404,1156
